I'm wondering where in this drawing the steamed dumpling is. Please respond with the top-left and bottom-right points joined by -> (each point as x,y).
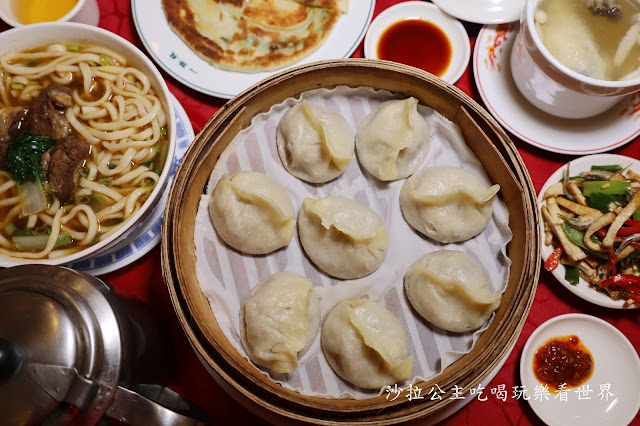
355,97 -> 430,181
277,100 -> 355,183
404,250 -> 502,333
209,171 -> 295,254
321,298 -> 414,389
400,166 -> 500,243
240,272 -> 321,374
298,196 -> 388,279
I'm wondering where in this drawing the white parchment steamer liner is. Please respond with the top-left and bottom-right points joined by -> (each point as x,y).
193,86 -> 512,399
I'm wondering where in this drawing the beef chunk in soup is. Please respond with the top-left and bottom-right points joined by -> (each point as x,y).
22,84 -> 74,141
0,107 -> 25,167
41,135 -> 90,203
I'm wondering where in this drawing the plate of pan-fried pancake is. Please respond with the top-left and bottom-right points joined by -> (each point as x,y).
132,0 -> 374,99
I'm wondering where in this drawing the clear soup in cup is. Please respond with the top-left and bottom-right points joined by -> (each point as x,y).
511,0 -> 640,119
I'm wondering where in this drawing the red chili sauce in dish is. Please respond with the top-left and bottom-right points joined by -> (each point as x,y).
376,19 -> 452,77
533,335 -> 594,392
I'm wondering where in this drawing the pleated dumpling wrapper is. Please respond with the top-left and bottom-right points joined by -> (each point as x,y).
404,250 -> 502,333
400,166 -> 500,243
298,196 -> 388,279
277,100 -> 355,183
240,272 -> 321,374
209,171 -> 295,254
321,298 -> 414,389
355,97 -> 430,181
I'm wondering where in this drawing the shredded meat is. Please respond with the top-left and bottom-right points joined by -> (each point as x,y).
41,134 -> 90,203
21,84 -> 74,141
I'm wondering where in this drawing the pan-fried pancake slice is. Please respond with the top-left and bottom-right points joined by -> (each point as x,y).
243,0 -> 311,29
292,0 -> 348,14
162,0 -> 346,73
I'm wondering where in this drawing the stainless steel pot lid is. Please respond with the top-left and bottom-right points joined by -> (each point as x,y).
0,265 -> 122,425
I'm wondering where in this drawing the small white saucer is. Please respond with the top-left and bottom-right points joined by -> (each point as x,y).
520,314 -> 640,426
538,154 -> 640,309
432,0 -> 524,25
364,1 -> 470,84
65,93 -> 195,276
474,24 -> 640,155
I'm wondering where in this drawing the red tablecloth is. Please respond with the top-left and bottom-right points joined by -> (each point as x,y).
3,1 -> 638,424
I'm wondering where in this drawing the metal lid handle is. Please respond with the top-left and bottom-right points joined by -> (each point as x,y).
105,384 -> 209,426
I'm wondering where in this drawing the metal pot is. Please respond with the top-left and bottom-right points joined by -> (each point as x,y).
0,265 -> 208,425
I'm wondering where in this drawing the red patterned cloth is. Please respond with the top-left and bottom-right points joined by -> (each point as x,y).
3,1 -> 636,424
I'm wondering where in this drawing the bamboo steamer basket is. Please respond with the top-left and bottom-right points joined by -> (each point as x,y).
161,59 -> 541,425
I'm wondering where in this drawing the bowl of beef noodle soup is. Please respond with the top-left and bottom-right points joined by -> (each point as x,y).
0,22 -> 176,266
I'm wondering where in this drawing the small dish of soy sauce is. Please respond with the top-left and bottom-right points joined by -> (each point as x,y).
364,1 -> 470,84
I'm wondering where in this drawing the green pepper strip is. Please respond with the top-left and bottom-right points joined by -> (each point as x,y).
588,192 -> 625,213
562,224 -> 608,259
564,265 -> 580,285
591,164 -> 623,172
583,180 -> 631,196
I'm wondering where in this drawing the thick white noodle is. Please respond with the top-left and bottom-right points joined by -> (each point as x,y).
0,196 -> 18,208
0,179 -> 16,196
112,166 -> 149,186
131,170 -> 159,186
98,147 -> 136,176
46,197 -> 61,215
0,208 -> 63,258
124,187 -> 150,217
0,205 -> 20,229
80,178 -> 124,201
62,204 -> 98,245
0,233 -> 12,249
38,211 -> 85,240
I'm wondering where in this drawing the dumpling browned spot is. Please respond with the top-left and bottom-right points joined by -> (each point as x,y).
161,0 -> 346,73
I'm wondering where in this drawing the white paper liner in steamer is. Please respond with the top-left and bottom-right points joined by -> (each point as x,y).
193,86 -> 512,399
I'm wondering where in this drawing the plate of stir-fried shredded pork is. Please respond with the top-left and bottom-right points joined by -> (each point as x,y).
539,154 -> 640,309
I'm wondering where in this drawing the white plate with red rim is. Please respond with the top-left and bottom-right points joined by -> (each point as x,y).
474,23 -> 640,155
432,0 -> 524,24
538,154 -> 640,309
520,314 -> 640,426
364,1 -> 470,84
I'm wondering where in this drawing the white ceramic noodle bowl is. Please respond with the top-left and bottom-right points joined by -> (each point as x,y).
0,22 -> 176,267
0,0 -> 100,27
511,0 -> 640,119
